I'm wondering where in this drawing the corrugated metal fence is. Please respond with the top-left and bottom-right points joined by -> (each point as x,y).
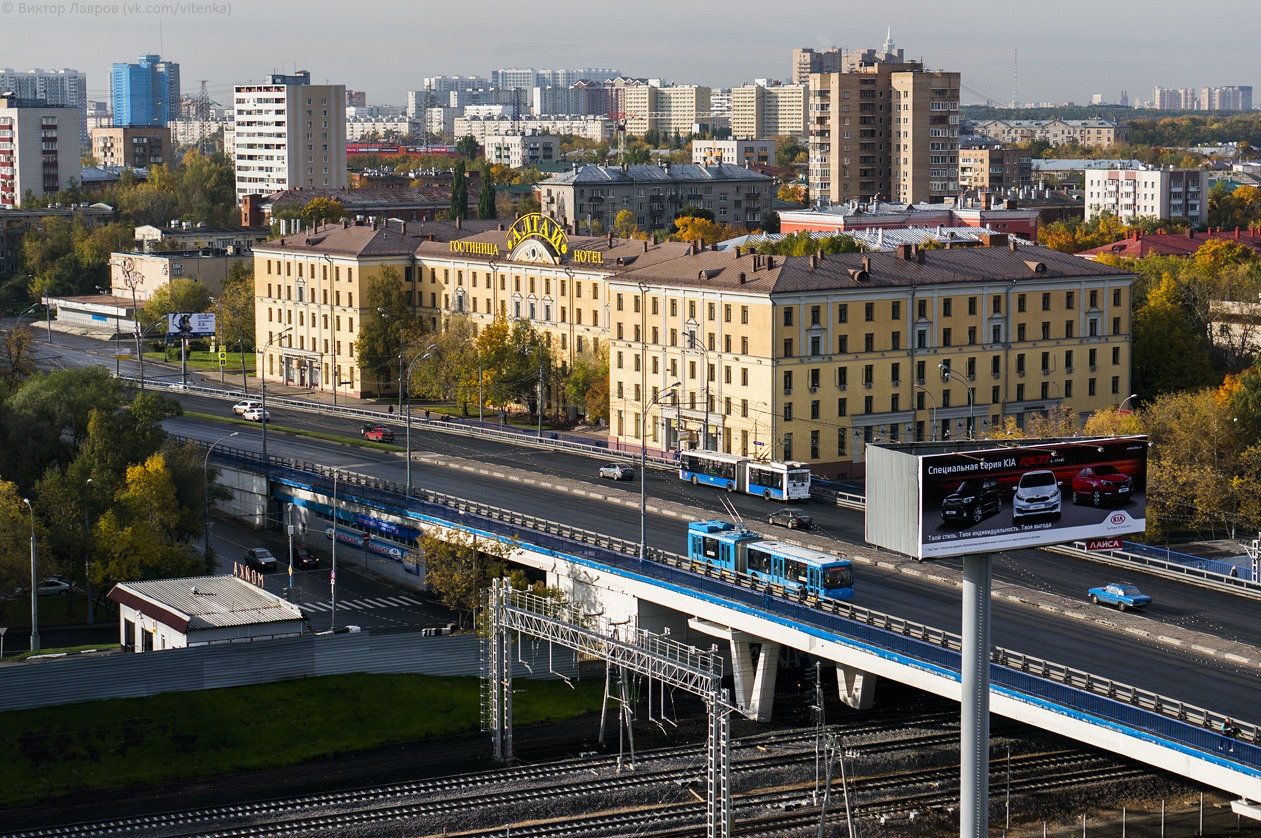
0,630 -> 580,712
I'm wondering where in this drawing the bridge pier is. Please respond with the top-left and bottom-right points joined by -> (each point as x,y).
835,662 -> 876,710
688,619 -> 780,721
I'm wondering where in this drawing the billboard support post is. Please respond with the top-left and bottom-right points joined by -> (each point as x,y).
961,551 -> 992,838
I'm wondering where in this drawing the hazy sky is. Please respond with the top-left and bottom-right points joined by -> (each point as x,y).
1,0 -> 1255,108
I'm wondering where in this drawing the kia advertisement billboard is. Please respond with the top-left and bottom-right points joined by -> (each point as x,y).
166,312 -> 216,338
917,436 -> 1147,559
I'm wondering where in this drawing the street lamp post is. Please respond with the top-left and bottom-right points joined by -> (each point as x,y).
405,344 -> 438,495
1120,393 -> 1138,412
914,384 -> 939,441
684,319 -> 710,451
286,503 -> 295,596
260,327 -> 293,461
939,364 -> 976,439
203,431 -> 239,557
378,309 -> 407,415
22,497 -> 37,652
641,382 -> 680,561
83,478 -> 94,625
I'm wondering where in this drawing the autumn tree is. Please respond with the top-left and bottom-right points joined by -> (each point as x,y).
1131,275 -> 1213,399
672,215 -> 723,244
300,197 -> 346,229
355,266 -> 417,396
418,527 -> 512,629
612,209 -> 642,240
565,344 -> 609,424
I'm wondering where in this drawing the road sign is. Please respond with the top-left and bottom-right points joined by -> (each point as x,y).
1085,537 -> 1123,551
218,350 -> 227,367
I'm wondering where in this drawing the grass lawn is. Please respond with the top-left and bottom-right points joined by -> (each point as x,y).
0,672 -> 607,808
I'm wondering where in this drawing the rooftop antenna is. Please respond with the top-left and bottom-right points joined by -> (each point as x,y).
1011,49 -> 1018,108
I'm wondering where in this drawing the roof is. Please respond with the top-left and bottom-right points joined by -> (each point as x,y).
107,575 -> 304,634
722,226 -> 1028,252
263,186 -> 463,209
413,229 -> 695,270
256,219 -> 503,258
612,243 -> 1132,297
1077,229 -> 1261,260
542,162 -> 773,186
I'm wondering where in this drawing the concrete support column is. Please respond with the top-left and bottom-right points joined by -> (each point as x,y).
835,663 -> 876,709
729,637 -> 780,721
961,552 -> 992,838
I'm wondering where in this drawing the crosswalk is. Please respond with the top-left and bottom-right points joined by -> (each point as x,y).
295,594 -> 425,613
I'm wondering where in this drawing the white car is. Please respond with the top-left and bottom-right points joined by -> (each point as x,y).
241,406 -> 270,422
233,399 -> 262,415
1012,470 -> 1062,522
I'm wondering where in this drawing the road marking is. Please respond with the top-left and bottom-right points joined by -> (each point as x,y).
364,598 -> 397,607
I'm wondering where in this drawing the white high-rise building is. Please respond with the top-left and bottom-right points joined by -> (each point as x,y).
0,67 -> 89,147
233,71 -> 346,201
1084,167 -> 1209,224
0,94 -> 82,208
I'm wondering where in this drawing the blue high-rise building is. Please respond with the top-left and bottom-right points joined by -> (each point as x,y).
110,54 -> 180,126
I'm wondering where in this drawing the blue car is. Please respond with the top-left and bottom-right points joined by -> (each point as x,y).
1088,582 -> 1152,612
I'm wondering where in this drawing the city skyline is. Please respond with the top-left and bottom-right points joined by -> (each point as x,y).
0,0 -> 1255,109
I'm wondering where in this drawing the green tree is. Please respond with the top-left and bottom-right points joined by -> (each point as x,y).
448,159 -> 469,221
144,278 -> 215,323
300,197 -> 346,229
565,344 -> 609,424
775,139 -> 806,168
355,266 -> 414,395
215,261 -> 256,360
418,527 -> 512,629
476,163 -> 497,220
0,480 -> 43,600
1131,275 -> 1213,399
611,209 -> 641,240
455,135 -> 480,160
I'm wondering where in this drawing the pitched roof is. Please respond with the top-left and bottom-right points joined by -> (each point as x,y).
543,162 -> 773,186
256,219 -> 504,257
1077,229 -> 1261,260
107,575 -> 304,634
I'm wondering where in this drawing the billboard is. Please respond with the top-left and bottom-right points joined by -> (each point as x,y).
866,436 -> 1147,560
166,312 -> 216,338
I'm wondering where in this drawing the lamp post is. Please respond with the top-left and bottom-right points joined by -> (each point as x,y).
286,503 -> 295,596
405,344 -> 438,495
378,308 -> 407,415
22,497 -> 37,652
641,382 -> 680,561
1120,393 -> 1138,412
685,319 -> 710,451
203,431 -> 239,557
332,379 -> 352,409
133,319 -> 166,392
939,363 -> 976,439
83,478 -> 94,625
914,384 -> 938,441
260,327 -> 293,462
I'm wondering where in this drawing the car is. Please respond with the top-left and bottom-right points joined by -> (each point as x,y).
1088,582 -> 1152,612
36,576 -> 77,597
768,508 -> 813,530
232,399 -> 262,415
1012,469 -> 1062,522
1071,465 -> 1133,507
241,406 -> 270,422
940,477 -> 1002,525
361,424 -> 396,442
243,547 -> 278,572
598,463 -> 634,480
291,546 -> 319,569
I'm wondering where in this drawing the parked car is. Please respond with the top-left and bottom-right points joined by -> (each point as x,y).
1012,470 -> 1062,522
232,399 -> 262,415
241,406 -> 270,422
1088,582 -> 1152,612
291,546 -> 319,569
598,463 -> 634,480
244,547 -> 278,572
1071,465 -> 1133,507
361,424 -> 395,442
36,576 -> 77,597
768,508 -> 813,530
940,477 -> 1002,525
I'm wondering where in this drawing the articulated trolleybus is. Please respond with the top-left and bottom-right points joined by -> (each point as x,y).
679,450 -> 812,501
686,519 -> 854,601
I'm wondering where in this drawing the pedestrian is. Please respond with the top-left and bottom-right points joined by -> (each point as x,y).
425,409 -> 430,420
1229,565 -> 1239,578
388,405 -> 394,415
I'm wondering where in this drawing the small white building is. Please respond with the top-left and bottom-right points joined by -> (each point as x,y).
482,132 -> 560,168
1083,167 -> 1209,225
108,575 -> 306,652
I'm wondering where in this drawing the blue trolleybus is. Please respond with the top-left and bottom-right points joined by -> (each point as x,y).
679,451 -> 812,502
686,519 -> 854,601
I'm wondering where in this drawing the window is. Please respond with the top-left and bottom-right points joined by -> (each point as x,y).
838,303 -> 848,323
810,305 -> 820,325
784,403 -> 794,421
992,295 -> 1002,314
967,296 -> 977,315
864,333 -> 874,352
917,299 -> 927,318
838,367 -> 848,388
783,307 -> 794,326
863,365 -> 874,386
1112,346 -> 1120,365
1111,375 -> 1120,394
1112,316 -> 1121,334
942,328 -> 952,346
1113,289 -> 1122,307
1089,290 -> 1098,308
783,371 -> 793,393
916,329 -> 927,349
810,400 -> 820,419
783,339 -> 794,357
968,326 -> 976,345
839,335 -> 848,353
1017,324 -> 1026,342
1041,292 -> 1051,311
1065,320 -> 1074,338
1089,378 -> 1097,396
1017,294 -> 1026,313
943,298 -> 952,317
838,398 -> 847,416
891,301 -> 901,320
1066,291 -> 1075,309
864,302 -> 874,321
1041,322 -> 1050,340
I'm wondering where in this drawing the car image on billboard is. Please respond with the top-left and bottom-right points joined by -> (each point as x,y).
917,437 -> 1146,559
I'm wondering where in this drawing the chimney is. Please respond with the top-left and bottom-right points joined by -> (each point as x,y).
607,232 -> 613,247
810,253 -> 818,269
916,247 -> 926,265
767,256 -> 775,269
1236,227 -> 1241,239
401,221 -> 407,236
738,272 -> 747,284
643,240 -> 648,253
896,243 -> 913,260
371,219 -> 378,231
1009,238 -> 1019,252
1187,229 -> 1195,239
456,216 -> 462,230
734,246 -> 741,258
342,219 -> 349,229
498,223 -> 505,231
862,256 -> 871,273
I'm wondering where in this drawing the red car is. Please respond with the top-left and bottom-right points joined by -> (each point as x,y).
1071,465 -> 1133,507
361,424 -> 396,442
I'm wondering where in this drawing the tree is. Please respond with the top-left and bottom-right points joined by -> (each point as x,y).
565,344 -> 609,424
455,135 -> 480,160
611,209 -> 641,240
215,262 -> 256,359
1131,275 -> 1213,399
0,480 -> 42,601
355,266 -> 415,395
144,278 -> 215,324
448,159 -> 469,221
672,215 -> 723,244
300,197 -> 346,229
777,183 -> 807,205
476,163 -> 497,220
418,527 -> 512,629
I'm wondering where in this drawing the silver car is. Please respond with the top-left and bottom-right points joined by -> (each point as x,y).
598,463 -> 634,480
1012,470 -> 1062,522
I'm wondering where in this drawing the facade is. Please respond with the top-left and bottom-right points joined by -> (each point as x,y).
621,84 -> 712,137
90,125 -> 171,168
808,49 -> 960,206
453,115 -> 612,143
483,133 -> 560,168
792,34 -> 905,85
537,162 -> 775,233
135,223 -> 271,253
108,249 -> 245,304
0,203 -> 113,281
971,119 -> 1129,149
107,575 -> 304,652
242,186 -> 460,226
1083,167 -> 1209,224
729,83 -> 807,140
958,143 -> 1033,193
345,115 -> 418,141
233,71 -> 347,200
1154,86 -> 1253,111
0,94 -> 81,208
110,54 -> 180,127
692,139 -> 775,167
0,67 -> 89,147
778,198 -> 1041,239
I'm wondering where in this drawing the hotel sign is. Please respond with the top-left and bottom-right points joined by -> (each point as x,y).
445,213 -> 605,266
507,213 -> 569,256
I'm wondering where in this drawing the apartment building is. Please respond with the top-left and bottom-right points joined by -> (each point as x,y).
453,115 -> 613,144
0,94 -> 81,208
483,133 -> 559,168
792,33 -> 905,85
692,139 -> 774,168
0,67 -> 89,147
537,162 -> 775,232
971,119 -> 1129,149
0,202 -> 113,280
958,143 -> 1032,193
90,125 -> 170,169
110,54 -> 180,127
729,83 -> 807,140
808,50 -> 960,205
622,84 -> 711,137
1083,167 -> 1209,224
233,71 -> 347,201
1153,86 -> 1253,112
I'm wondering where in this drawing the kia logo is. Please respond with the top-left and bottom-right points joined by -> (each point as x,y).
1110,513 -> 1126,524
